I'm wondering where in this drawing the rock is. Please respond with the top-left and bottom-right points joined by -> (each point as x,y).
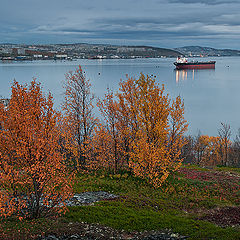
36,192 -> 188,240
65,191 -> 119,207
43,235 -> 59,240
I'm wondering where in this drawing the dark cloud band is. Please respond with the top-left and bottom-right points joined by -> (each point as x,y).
168,0 -> 239,5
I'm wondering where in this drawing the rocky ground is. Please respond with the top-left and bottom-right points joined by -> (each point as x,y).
36,222 -> 187,240
36,191 -> 188,240
65,191 -> 119,206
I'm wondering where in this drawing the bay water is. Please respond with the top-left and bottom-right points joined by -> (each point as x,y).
0,57 -> 239,137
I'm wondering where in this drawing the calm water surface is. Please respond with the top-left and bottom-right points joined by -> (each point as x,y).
0,57 -> 239,136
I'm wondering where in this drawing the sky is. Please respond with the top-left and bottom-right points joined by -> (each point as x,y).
1,0 -> 240,49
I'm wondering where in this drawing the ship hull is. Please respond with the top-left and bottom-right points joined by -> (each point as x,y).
174,61 -> 216,70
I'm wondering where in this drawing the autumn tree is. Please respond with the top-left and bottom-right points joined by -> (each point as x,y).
218,122 -> 231,166
93,73 -> 188,187
181,135 -> 195,164
62,66 -> 97,170
123,74 -> 188,186
194,134 -> 209,164
209,136 -> 222,166
0,80 -> 73,219
90,84 -> 133,173
230,128 -> 240,167
96,89 -> 124,173
168,95 -> 188,170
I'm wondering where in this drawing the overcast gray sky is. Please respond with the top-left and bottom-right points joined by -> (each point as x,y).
1,0 -> 240,49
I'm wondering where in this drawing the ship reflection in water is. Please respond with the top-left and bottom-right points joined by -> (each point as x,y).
175,69 -> 192,83
175,69 -> 215,83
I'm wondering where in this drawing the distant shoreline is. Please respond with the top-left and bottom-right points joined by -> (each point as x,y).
0,55 -> 238,64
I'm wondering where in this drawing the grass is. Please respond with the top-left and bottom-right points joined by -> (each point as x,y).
71,165 -> 240,239
66,202 -> 239,240
0,217 -> 59,240
0,165 -> 239,239
214,166 -> 240,174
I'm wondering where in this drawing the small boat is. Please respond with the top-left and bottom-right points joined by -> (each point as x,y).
174,57 -> 216,70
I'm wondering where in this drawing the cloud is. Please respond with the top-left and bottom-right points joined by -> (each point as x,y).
1,0 -> 240,48
168,0 -> 239,5
25,9 -> 240,48
32,19 -> 240,42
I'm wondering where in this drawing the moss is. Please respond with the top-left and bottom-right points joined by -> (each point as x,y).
65,201 -> 240,240
1,165 -> 239,239
214,166 -> 240,174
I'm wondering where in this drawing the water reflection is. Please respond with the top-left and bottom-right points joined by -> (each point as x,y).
176,69 -> 191,83
175,69 -> 215,83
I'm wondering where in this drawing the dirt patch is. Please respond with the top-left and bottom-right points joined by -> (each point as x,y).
198,206 -> 240,227
35,222 -> 188,239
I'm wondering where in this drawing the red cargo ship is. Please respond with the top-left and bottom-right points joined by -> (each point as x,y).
174,57 -> 216,70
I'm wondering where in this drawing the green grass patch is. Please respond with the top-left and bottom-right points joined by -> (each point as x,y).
182,164 -> 210,171
68,167 -> 240,239
214,166 -> 240,174
66,201 -> 240,240
0,217 -> 60,239
1,165 -> 239,239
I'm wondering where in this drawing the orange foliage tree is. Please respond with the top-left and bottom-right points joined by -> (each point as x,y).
93,90 -> 125,173
62,66 -> 97,170
118,74 -> 188,186
0,80 -> 73,219
194,135 -> 221,166
93,73 -> 188,187
194,132 -> 207,164
218,122 -> 232,166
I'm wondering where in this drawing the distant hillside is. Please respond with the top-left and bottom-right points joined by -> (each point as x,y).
115,45 -> 182,57
62,44 -> 182,58
175,46 -> 240,57
0,43 -> 182,59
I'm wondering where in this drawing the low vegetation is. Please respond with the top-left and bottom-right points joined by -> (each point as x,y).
0,165 -> 239,239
